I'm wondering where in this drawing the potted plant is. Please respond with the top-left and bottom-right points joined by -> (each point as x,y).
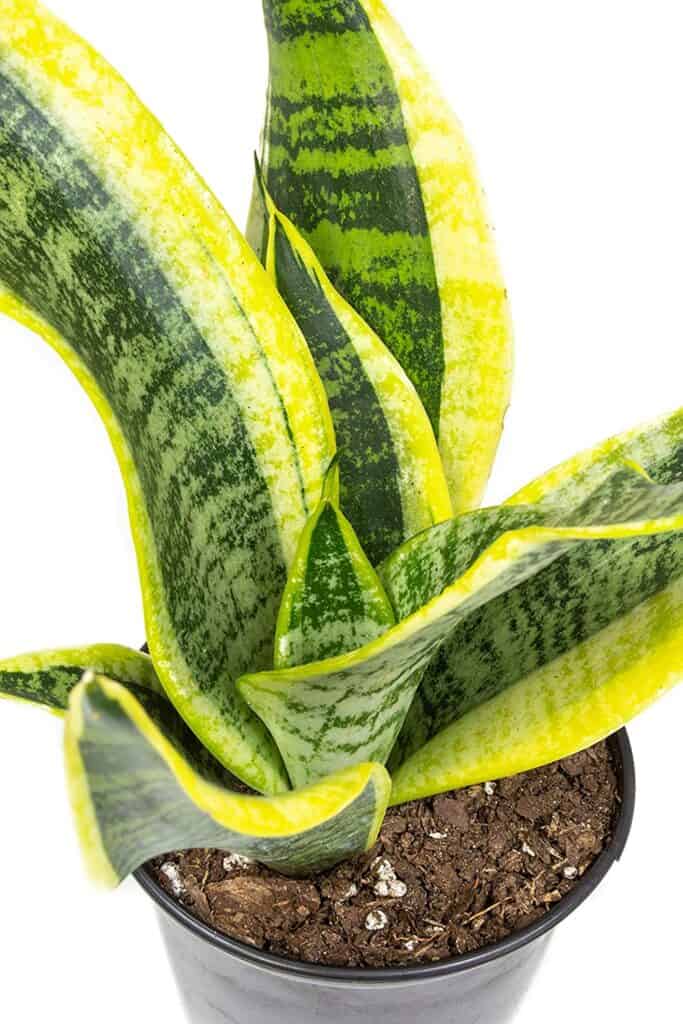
0,1 -> 680,1022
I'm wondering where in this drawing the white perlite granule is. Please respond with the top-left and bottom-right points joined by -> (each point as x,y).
428,831 -> 448,840
404,939 -> 417,952
341,883 -> 359,900
375,879 -> 408,898
374,858 -> 397,882
160,862 -> 184,897
223,853 -> 254,872
521,842 -> 536,857
484,781 -> 496,796
372,858 -> 407,898
365,910 -> 389,932
563,865 -> 578,879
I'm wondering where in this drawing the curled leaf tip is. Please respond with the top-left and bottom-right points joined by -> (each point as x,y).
64,676 -> 391,884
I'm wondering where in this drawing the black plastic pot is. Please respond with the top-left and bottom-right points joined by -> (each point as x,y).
135,730 -> 635,1024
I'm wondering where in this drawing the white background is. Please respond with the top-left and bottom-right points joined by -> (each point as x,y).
0,2 -> 681,1021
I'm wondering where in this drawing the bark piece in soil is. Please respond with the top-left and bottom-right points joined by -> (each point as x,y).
150,741 -> 619,969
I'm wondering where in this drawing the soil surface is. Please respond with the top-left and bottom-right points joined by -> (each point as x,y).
150,741 -> 619,968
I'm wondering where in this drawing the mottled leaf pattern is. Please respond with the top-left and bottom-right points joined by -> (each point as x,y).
1,1 -> 682,885
257,170 -> 452,564
65,676 -> 391,886
245,461 -> 395,786
0,0 -> 335,794
390,411 -> 683,799
251,0 -> 512,511
240,453 -> 683,791
0,645 -> 161,713
274,460 -> 395,670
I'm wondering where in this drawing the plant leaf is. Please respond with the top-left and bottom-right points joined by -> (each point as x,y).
384,465 -> 683,769
505,410 -> 683,511
245,461 -> 395,786
274,459 -> 396,670
390,575 -> 683,805
251,0 -> 513,511
388,410 -> 683,767
381,462 -> 675,623
389,412 -> 683,802
0,0 -> 337,794
65,676 -> 391,886
257,168 -> 452,564
1,650 -> 242,791
0,644 -> 161,713
239,457 -> 683,790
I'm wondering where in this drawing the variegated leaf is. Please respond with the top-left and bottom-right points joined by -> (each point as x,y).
389,411 -> 683,800
250,0 -> 512,512
66,676 -> 391,885
0,644 -> 161,713
239,445 -> 683,788
246,460 -> 395,786
256,168 -> 452,564
0,0 -> 336,794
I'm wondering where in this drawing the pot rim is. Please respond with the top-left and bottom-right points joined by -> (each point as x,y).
134,729 -> 635,985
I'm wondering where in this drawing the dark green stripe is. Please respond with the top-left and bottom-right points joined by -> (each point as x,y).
267,93 -> 407,157
268,165 -> 431,235
273,220 -> 403,563
650,443 -> 683,485
264,0 -> 371,42
0,666 -> 152,713
260,0 -> 444,431
78,682 -> 382,878
387,469 -> 683,766
1,665 -> 84,711
0,73 -> 284,767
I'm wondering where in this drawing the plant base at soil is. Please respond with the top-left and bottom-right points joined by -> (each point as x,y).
151,742 -> 617,969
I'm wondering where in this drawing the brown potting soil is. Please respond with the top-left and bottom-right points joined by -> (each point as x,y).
150,741 -> 619,969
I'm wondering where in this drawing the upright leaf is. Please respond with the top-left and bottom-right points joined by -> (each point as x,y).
0,0 -> 336,794
274,460 -> 396,670
251,0 -> 513,511
244,461 -> 395,785
256,170 -> 452,564
65,676 -> 391,885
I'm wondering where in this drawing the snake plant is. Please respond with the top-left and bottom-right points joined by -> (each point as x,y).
1,0 -> 682,888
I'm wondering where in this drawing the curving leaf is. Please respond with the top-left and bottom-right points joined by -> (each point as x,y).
389,412 -> 683,802
388,410 -> 683,767
0,644 -> 161,713
381,461 -> 676,624
245,460 -> 395,786
65,676 -> 391,886
250,0 -> 513,512
506,409 -> 683,510
238,456 -> 683,789
256,167 -> 452,564
390,576 -> 683,805
0,0 -> 336,794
